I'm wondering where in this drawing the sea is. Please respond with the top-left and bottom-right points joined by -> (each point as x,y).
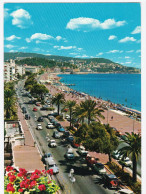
59,74 -> 141,112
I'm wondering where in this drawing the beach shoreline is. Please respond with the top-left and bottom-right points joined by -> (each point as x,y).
40,73 -> 141,135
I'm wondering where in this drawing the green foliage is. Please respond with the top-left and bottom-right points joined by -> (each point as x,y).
63,100 -> 76,127
119,132 -> 141,182
4,82 -> 17,120
56,115 -> 64,121
104,124 -> 119,162
74,100 -> 105,125
52,93 -> 65,115
107,162 -> 141,194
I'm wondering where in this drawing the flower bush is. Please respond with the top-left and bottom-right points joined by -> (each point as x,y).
4,166 -> 59,194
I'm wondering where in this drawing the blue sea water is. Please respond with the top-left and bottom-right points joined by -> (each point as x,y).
59,74 -> 141,111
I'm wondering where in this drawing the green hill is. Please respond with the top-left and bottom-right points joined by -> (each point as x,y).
4,52 -> 140,73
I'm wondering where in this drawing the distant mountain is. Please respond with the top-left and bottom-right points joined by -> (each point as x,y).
4,52 -> 140,74
4,52 -> 113,64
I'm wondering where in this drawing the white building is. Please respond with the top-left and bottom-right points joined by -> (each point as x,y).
16,65 -> 25,76
4,59 -> 17,82
25,65 -> 41,73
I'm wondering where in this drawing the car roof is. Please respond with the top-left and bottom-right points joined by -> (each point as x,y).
106,174 -> 117,179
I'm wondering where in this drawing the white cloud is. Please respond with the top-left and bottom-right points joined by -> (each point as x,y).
56,36 -> 62,41
20,47 -> 28,50
125,56 -> 130,59
137,39 -> 141,43
36,40 -> 47,44
70,53 -> 78,55
5,44 -> 15,49
107,50 -> 123,53
131,26 -> 141,34
26,33 -> 54,43
6,35 -> 21,41
108,35 -> 117,40
136,50 -> 141,53
53,46 -> 59,49
77,48 -> 83,51
10,9 -> 32,29
9,50 -> 17,52
75,54 -> 88,58
125,62 -> 132,64
4,8 -> 10,18
119,37 -> 136,43
54,45 -> 76,50
33,48 -> 40,51
96,52 -> 103,56
66,17 -> 126,31
126,50 -> 134,53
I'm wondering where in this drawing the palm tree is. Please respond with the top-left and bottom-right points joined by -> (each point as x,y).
4,89 -> 16,119
79,100 -> 105,125
63,100 -> 76,127
52,93 -> 65,115
119,132 -> 141,182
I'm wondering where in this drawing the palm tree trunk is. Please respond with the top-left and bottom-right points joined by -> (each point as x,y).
70,109 -> 72,128
108,153 -> 112,163
58,104 -> 60,115
133,155 -> 137,182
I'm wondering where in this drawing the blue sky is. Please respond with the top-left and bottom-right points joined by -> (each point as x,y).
4,3 -> 141,68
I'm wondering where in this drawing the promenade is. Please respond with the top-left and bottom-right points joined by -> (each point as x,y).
13,106 -> 45,171
41,73 -> 141,135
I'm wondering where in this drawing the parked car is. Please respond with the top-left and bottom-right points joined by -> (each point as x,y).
37,117 -> 44,122
33,107 -> 38,112
67,135 -> 74,143
25,114 -> 30,120
86,155 -> 97,167
63,131 -> 70,138
53,131 -> 60,138
71,140 -> 80,148
48,163 -> 59,174
22,107 -> 27,114
112,150 -> 121,160
42,153 -> 53,163
48,139 -> 57,147
92,163 -> 106,175
114,189 -> 134,194
45,158 -> 59,174
51,112 -> 58,117
58,126 -> 65,132
78,146 -> 88,156
65,114 -> 70,119
36,102 -> 41,106
119,157 -> 132,167
103,174 -> 120,189
47,123 -> 54,129
41,105 -> 50,110
65,148 -> 75,160
37,124 -> 42,130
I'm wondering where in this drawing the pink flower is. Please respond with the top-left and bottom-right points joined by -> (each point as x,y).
18,188 -> 24,193
19,168 -> 27,176
38,184 -> 46,191
9,175 -> 16,182
6,183 -> 15,193
6,166 -> 13,172
34,169 -> 41,175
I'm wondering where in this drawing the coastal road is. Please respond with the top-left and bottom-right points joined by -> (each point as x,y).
17,80 -> 117,194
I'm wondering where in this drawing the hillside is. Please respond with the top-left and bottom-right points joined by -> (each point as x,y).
4,52 -> 114,64
4,52 -> 140,73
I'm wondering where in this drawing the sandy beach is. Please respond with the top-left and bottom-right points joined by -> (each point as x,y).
40,73 -> 141,135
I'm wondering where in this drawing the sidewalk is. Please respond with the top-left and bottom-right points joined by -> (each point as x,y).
13,106 -> 45,171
